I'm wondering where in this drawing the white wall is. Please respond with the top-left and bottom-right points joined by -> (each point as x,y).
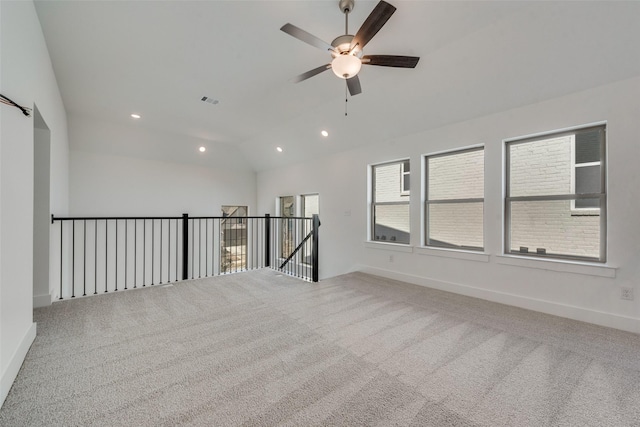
257,76 -> 640,333
0,0 -> 69,407
68,115 -> 256,217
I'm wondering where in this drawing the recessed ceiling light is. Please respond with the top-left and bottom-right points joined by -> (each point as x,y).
321,130 -> 329,137
276,146 -> 283,152
130,113 -> 141,119
199,146 -> 206,152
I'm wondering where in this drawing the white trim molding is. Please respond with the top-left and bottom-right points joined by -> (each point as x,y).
495,254 -> 615,278
353,266 -> 637,334
417,246 -> 489,262
33,289 -> 55,308
364,241 -> 414,253
1,322 -> 36,408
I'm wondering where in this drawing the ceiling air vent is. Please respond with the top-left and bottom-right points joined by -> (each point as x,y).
201,96 -> 219,105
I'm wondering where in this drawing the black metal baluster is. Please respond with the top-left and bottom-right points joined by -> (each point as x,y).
134,219 -> 137,288
124,219 -> 128,290
175,219 -> 178,282
83,219 -> 87,296
191,219 -> 194,279
206,218 -> 208,277
59,220 -> 63,300
107,220 -> 111,292
143,219 -> 146,287
151,219 -> 155,285
199,219 -> 202,278
94,220 -> 98,295
115,220 -> 118,291
168,219 -> 171,283
160,218 -> 164,285
71,220 -> 76,298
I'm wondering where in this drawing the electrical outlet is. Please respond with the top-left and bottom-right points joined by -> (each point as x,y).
389,255 -> 394,263
621,287 -> 634,301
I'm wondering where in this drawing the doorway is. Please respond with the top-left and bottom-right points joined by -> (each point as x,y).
33,106 -> 52,307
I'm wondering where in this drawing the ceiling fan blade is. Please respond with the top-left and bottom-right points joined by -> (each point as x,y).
349,1 -> 396,52
292,64 -> 332,83
362,55 -> 420,68
280,23 -> 335,53
347,75 -> 362,96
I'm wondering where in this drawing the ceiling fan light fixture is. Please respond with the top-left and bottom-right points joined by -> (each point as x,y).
331,54 -> 362,79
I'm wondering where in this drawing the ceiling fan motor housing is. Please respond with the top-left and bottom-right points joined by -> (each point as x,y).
331,34 -> 362,58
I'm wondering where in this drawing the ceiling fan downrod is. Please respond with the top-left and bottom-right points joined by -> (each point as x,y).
339,0 -> 355,34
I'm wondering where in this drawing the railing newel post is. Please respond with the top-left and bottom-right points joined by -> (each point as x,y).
264,214 -> 271,268
312,214 -> 320,283
182,213 -> 189,281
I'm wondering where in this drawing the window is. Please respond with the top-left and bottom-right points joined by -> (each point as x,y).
505,125 -> 606,262
220,206 -> 248,273
301,194 -> 319,218
278,196 -> 295,258
371,160 -> 410,244
424,147 -> 484,251
300,194 -> 319,264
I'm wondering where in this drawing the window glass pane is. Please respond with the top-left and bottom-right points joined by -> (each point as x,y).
279,196 -> 295,258
428,149 -> 483,200
509,135 -> 572,197
302,194 -> 319,217
375,162 -> 406,202
403,174 -> 410,192
575,165 -> 601,194
510,199 -> 600,259
280,196 -> 294,217
427,202 -> 483,250
373,204 -> 410,244
403,160 -> 410,173
575,129 -> 602,164
575,198 -> 600,209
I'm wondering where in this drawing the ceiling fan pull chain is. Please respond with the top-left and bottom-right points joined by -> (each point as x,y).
345,82 -> 348,116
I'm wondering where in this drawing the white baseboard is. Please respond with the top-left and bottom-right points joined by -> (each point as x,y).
354,265 -> 640,334
33,289 -> 55,308
1,322 -> 37,409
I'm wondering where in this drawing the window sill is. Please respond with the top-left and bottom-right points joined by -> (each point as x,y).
495,254 -> 616,278
416,246 -> 489,262
364,241 -> 414,253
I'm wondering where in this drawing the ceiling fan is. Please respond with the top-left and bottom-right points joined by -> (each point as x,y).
280,0 -> 420,97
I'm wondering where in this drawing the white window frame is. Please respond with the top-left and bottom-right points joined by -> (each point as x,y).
423,146 -> 484,252
504,123 -> 606,263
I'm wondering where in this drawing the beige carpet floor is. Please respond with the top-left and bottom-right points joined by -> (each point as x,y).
1,269 -> 639,426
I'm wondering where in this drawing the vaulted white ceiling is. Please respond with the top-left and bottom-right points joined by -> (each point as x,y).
34,1 -> 640,172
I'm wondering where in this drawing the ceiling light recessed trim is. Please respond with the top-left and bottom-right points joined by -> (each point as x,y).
276,146 -> 283,152
201,96 -> 219,105
130,113 -> 141,119
321,130 -> 329,137
199,146 -> 206,152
